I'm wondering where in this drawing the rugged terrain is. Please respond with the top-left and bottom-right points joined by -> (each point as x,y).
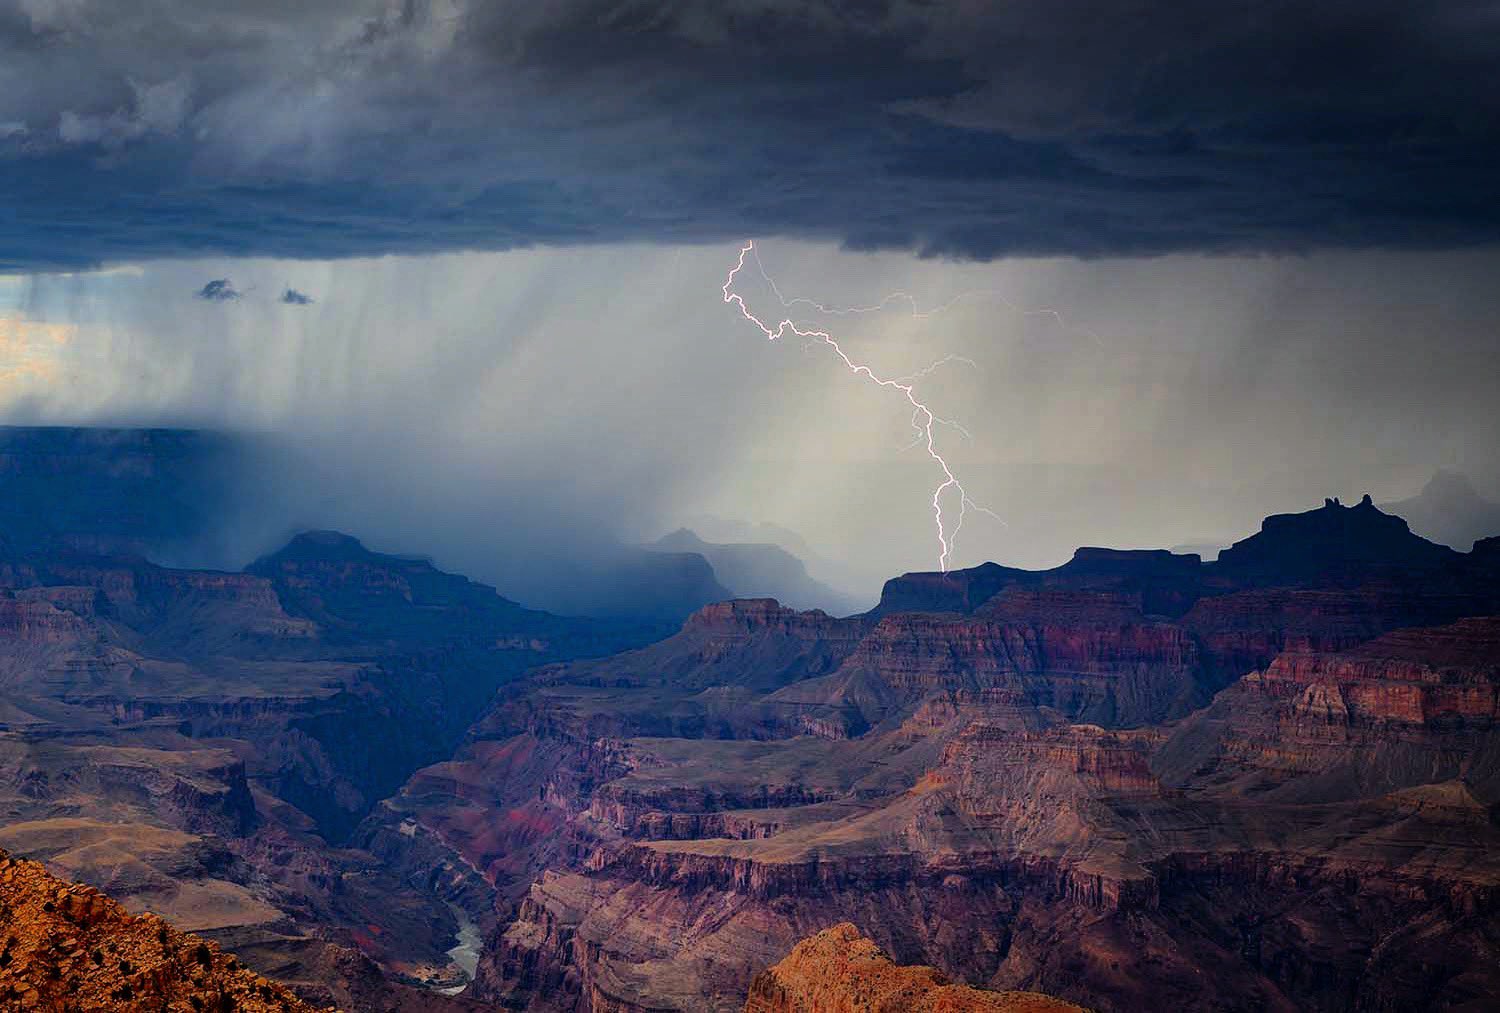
5,427 -> 1500,1011
0,846 -> 320,1011
360,496 -> 1500,1011
0,519 -> 652,1003
743,923 -> 1085,1012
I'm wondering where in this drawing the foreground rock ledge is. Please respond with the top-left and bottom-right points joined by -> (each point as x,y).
0,847 -> 322,1012
744,923 -> 1088,1012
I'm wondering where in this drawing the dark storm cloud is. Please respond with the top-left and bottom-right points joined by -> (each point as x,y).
2,0 -> 1498,270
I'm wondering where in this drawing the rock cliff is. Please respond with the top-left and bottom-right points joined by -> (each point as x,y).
743,924 -> 1086,1012
0,846 -> 321,1012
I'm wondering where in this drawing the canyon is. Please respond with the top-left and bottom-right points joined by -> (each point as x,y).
366,496 -> 1500,1011
1,429 -> 1498,1011
0,514 -> 648,1005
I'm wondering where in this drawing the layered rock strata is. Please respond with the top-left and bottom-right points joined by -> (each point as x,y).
371,500 -> 1500,1011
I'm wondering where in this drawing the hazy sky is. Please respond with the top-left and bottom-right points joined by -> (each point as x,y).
4,241 -> 1497,593
1,2 -> 1498,600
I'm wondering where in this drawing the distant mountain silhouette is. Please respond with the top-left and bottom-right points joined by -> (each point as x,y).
1216,493 -> 1459,576
680,515 -> 818,560
0,425 -> 726,624
1383,471 -> 1500,551
679,513 -> 880,601
878,495 -> 1494,618
651,528 -> 866,616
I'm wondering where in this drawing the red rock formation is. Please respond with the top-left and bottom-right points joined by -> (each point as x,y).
943,722 -> 1165,799
0,847 -> 321,1012
1159,615 -> 1500,798
743,923 -> 1086,1012
1179,585 -> 1468,689
770,598 -> 1204,733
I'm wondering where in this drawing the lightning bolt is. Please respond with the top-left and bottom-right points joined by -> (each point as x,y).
722,240 -> 1002,573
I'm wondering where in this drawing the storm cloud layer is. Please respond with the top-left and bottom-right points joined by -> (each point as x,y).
3,0 -> 1499,271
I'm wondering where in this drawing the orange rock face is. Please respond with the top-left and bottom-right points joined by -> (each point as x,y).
743,924 -> 1087,1013
0,848 -> 321,1012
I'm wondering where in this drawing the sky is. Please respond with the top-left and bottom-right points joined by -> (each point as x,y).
1,1 -> 1498,603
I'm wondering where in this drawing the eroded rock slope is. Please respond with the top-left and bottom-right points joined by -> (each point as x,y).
364,498 -> 1500,1011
